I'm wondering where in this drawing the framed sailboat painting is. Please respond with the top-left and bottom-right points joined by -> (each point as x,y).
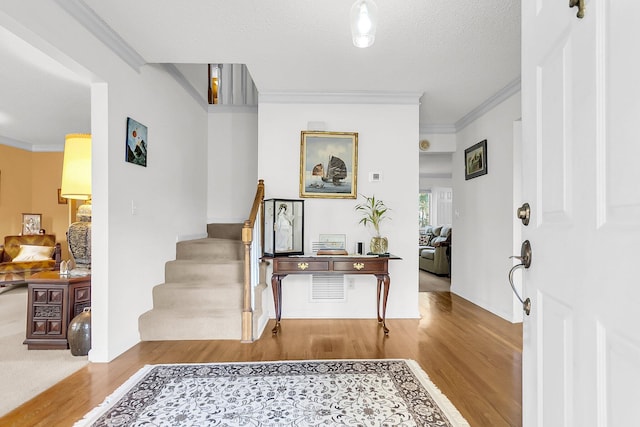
299,131 -> 358,199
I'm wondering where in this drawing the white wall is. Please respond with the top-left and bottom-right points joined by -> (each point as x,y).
452,91 -> 521,321
419,133 -> 454,202
174,64 -> 208,104
419,133 -> 456,153
2,2 -> 208,361
258,97 -> 420,319
419,178 -> 453,195
207,106 -> 258,223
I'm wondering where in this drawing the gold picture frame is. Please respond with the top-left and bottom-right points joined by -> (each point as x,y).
57,188 -> 68,204
299,131 -> 358,199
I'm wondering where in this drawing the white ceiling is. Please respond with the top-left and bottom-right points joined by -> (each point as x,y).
0,25 -> 91,150
0,0 -> 521,151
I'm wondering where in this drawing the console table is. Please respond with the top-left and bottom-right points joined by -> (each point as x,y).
23,271 -> 91,350
268,255 -> 401,335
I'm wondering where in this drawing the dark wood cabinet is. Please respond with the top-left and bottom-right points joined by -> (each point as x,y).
23,271 -> 91,350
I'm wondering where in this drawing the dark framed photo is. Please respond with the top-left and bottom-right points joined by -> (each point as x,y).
464,139 -> 488,180
299,131 -> 358,199
126,117 -> 148,167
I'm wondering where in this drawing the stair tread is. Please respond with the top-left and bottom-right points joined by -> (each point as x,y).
155,281 -> 243,287
168,259 -> 242,264
140,308 -> 240,317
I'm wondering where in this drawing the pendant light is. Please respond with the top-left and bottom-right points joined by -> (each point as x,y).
350,0 -> 378,48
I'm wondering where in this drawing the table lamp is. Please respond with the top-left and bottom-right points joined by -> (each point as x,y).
60,133 -> 91,275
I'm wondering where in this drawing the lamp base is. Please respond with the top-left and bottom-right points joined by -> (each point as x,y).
67,220 -> 91,270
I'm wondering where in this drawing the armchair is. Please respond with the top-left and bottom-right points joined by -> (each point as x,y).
419,225 -> 451,276
0,235 -> 61,284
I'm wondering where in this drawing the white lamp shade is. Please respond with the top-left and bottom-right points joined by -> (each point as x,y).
350,0 -> 378,48
61,133 -> 91,200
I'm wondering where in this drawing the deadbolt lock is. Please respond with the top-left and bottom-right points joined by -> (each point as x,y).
517,203 -> 531,226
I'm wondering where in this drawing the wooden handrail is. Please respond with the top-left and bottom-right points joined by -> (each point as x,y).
241,179 -> 265,342
245,179 -> 265,230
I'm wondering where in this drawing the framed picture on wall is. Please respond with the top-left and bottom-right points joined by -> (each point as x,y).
126,117 -> 148,167
299,131 -> 358,199
22,213 -> 42,235
464,139 -> 488,180
57,188 -> 68,204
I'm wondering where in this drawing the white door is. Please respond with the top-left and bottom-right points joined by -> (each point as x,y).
521,1 -> 640,426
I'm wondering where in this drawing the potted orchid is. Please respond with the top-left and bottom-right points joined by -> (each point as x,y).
355,194 -> 391,254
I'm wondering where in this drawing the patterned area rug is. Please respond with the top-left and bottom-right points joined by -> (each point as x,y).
74,359 -> 469,427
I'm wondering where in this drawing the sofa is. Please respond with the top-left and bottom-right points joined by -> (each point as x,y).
0,235 -> 61,284
419,225 -> 452,276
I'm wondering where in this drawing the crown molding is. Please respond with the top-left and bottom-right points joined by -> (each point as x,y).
454,76 -> 521,131
32,144 -> 65,152
260,91 -> 422,105
419,124 -> 457,134
161,64 -> 208,111
0,135 -> 31,151
55,0 -> 146,71
207,105 -> 258,114
0,135 -> 62,152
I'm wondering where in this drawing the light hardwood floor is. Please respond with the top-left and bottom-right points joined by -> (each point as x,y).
1,291 -> 522,426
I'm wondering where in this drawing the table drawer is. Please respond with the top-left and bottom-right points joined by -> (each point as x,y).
75,286 -> 90,302
274,260 -> 329,273
333,259 -> 386,273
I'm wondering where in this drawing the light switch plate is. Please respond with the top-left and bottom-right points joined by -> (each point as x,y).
369,172 -> 382,182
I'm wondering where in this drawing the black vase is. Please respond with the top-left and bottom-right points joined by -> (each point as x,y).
68,307 -> 91,356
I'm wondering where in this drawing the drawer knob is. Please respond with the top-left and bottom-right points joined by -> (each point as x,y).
297,262 -> 309,270
353,262 -> 365,270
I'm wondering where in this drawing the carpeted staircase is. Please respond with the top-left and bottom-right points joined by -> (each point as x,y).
138,224 -> 264,341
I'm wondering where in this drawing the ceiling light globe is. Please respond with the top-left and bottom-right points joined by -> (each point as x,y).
350,0 -> 378,48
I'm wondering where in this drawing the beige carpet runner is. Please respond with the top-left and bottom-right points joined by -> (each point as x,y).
74,359 -> 469,426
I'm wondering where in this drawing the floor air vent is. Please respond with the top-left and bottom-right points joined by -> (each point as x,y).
310,274 -> 345,302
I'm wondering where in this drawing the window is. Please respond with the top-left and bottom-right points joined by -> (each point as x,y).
418,192 -> 431,227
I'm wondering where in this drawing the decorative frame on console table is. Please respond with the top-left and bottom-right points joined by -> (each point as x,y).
300,131 -> 358,199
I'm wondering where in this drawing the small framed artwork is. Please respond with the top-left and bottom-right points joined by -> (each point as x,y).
464,139 -> 488,180
317,234 -> 348,255
300,131 -> 358,199
22,213 -> 42,235
57,188 -> 68,204
126,117 -> 148,167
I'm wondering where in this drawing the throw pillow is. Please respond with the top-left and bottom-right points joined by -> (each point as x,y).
12,245 -> 55,262
419,234 -> 430,245
431,236 -> 447,247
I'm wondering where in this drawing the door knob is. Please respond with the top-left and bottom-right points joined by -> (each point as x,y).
509,240 -> 532,315
516,203 -> 530,226
510,239 -> 531,268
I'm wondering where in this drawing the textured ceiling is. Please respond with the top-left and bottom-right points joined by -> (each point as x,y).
0,25 -> 91,149
0,0 -> 520,150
